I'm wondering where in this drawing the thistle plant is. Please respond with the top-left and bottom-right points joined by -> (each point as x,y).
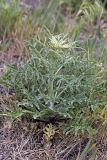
0,31 -> 107,135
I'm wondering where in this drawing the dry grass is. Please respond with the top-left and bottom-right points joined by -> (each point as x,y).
0,115 -> 107,160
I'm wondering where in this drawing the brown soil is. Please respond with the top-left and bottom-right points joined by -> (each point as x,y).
0,117 -> 80,160
0,93 -> 103,160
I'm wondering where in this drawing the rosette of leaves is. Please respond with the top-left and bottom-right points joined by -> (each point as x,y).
0,33 -> 106,135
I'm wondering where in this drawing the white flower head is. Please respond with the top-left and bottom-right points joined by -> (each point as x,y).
49,34 -> 76,49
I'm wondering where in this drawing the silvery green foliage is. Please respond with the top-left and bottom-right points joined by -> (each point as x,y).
1,33 -> 106,134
